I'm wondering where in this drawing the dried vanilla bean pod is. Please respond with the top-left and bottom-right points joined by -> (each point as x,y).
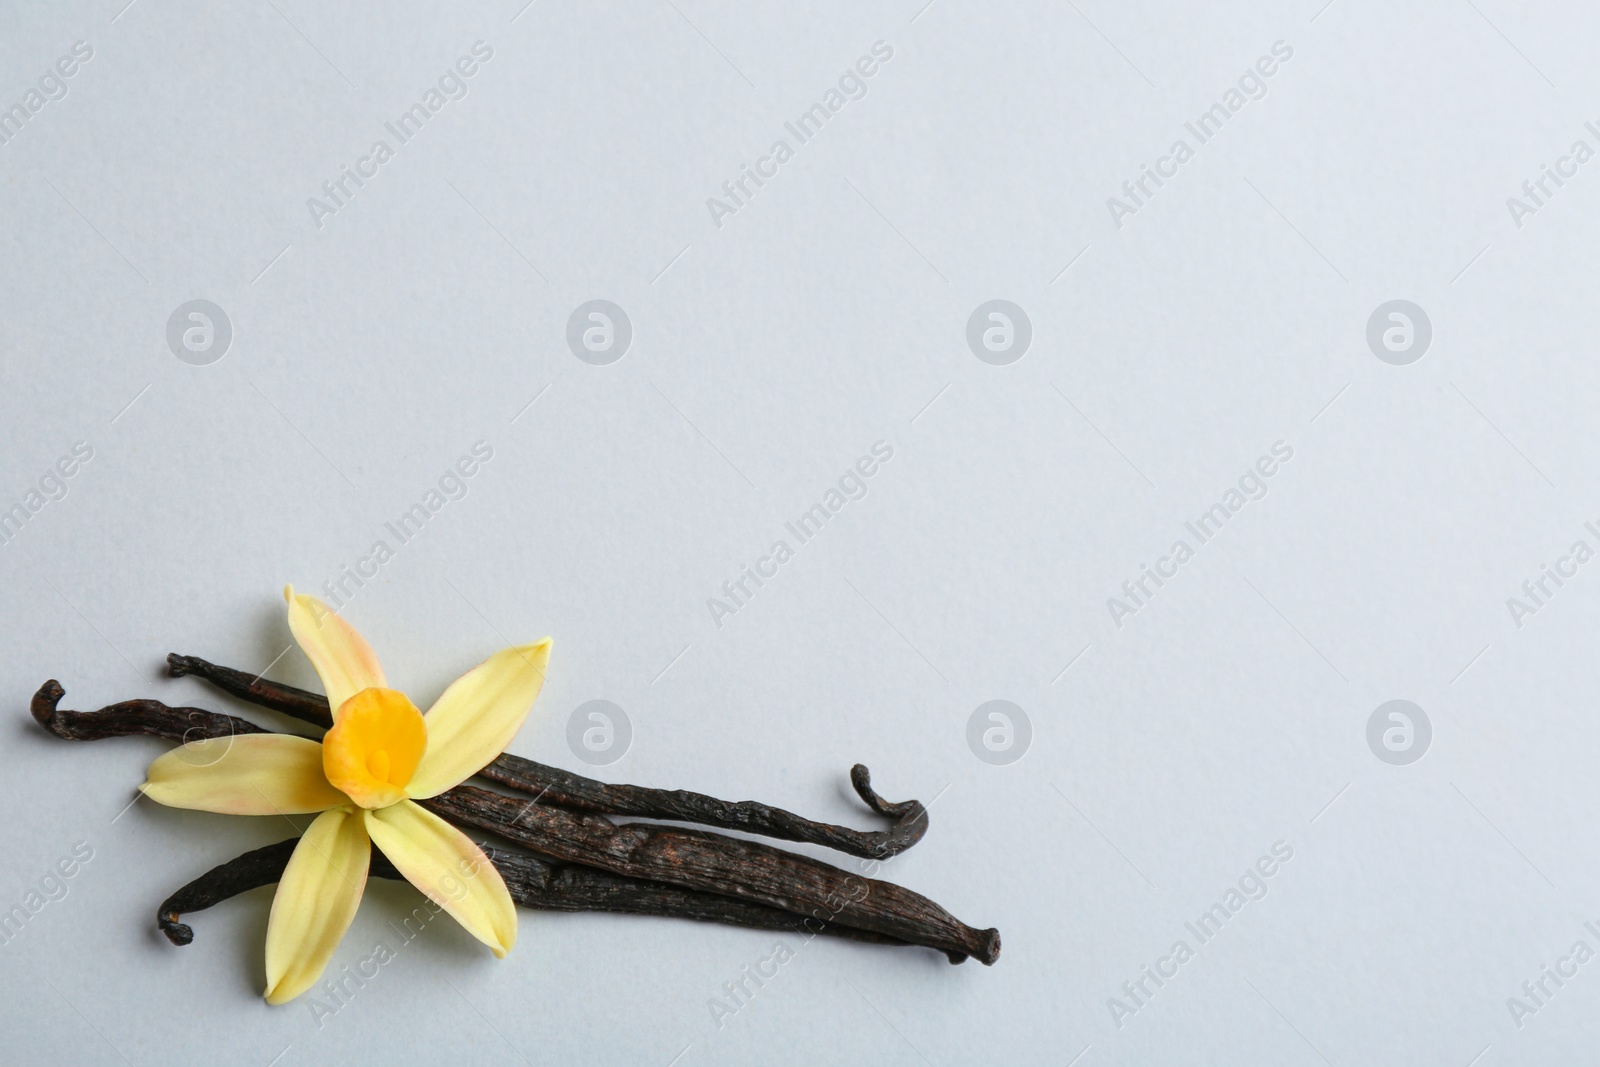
31,680 -> 272,743
34,683 -> 997,963
166,655 -> 331,728
425,785 -> 1000,965
158,839 -> 909,950
168,652 -> 929,859
478,756 -> 926,861
158,839 -> 297,945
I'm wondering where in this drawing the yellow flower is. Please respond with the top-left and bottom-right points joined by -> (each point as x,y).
140,587 -> 552,1004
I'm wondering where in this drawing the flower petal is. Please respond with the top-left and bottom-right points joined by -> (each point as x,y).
406,639 -> 551,799
364,800 -> 516,957
265,807 -> 371,1004
285,585 -> 386,715
141,734 -> 347,815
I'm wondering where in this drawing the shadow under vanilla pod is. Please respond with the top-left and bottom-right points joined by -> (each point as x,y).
30,590 -> 998,1004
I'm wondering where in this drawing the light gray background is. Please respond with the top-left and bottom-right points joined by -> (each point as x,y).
0,0 -> 1595,1063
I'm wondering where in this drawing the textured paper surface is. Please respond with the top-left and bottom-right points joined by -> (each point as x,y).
2,1 -> 1597,1063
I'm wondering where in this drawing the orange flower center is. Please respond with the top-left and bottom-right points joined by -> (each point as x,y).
323,687 -> 427,808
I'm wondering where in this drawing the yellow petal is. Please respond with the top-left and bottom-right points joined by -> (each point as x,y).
285,585 -> 386,715
406,639 -> 551,799
364,800 -> 516,957
140,734 -> 346,815
265,807 -> 371,1004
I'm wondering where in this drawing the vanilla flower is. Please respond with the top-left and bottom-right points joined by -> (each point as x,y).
141,587 -> 551,1004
